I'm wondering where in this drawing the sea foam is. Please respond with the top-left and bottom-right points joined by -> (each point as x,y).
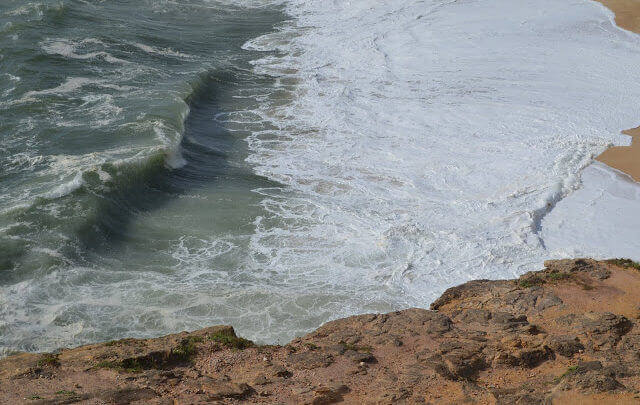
243,0 -> 640,306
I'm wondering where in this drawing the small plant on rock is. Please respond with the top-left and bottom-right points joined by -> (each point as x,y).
555,365 -> 580,383
171,336 -> 203,360
605,258 -> 640,270
547,271 -> 571,281
95,359 -> 142,373
305,343 -> 319,351
36,353 -> 60,368
55,390 -> 78,396
339,341 -> 373,353
208,331 -> 254,350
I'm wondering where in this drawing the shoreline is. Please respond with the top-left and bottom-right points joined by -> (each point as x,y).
596,126 -> 640,181
595,0 -> 640,33
2,259 -> 640,403
594,0 -> 640,181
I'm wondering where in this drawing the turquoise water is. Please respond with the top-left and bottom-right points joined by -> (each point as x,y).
0,0 -> 301,353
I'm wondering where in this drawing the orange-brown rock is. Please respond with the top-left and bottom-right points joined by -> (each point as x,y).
2,259 -> 640,404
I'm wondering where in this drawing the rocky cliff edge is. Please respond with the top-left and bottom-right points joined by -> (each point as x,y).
3,259 -> 640,404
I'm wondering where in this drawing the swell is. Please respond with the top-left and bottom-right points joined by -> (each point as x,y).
0,68 -> 279,282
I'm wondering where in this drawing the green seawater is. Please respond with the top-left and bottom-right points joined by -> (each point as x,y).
0,0 -> 294,353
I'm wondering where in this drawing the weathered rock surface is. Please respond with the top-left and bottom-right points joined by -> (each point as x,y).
2,259 -> 640,404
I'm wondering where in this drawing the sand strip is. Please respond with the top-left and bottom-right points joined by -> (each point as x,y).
597,126 -> 640,181
595,0 -> 640,32
594,0 -> 640,181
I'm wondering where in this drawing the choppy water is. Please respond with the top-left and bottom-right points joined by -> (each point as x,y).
0,0 -> 298,354
2,0 -> 640,355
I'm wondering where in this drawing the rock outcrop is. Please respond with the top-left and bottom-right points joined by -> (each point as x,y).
2,258 -> 640,404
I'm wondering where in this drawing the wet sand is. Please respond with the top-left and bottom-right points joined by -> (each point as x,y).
595,0 -> 640,32
597,126 -> 640,181
594,0 -> 640,181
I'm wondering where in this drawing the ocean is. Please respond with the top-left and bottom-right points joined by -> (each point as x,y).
2,0 -> 640,355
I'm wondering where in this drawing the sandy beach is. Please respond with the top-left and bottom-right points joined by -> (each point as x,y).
596,0 -> 640,32
595,0 -> 640,181
597,126 -> 640,181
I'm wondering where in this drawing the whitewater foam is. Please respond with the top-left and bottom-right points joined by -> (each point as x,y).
542,162 -> 640,258
43,172 -> 84,199
132,42 -> 195,60
41,38 -> 127,64
23,77 -> 131,99
243,0 -> 640,305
